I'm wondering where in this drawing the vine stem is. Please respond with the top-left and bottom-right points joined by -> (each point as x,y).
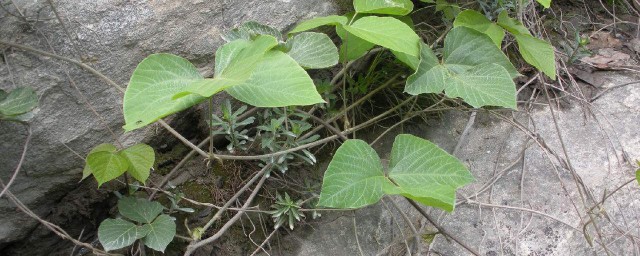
0,124 -> 31,199
184,166 -> 270,256
404,198 -> 481,256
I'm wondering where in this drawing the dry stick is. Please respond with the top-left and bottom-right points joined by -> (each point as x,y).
184,169 -> 270,256
405,198 -> 481,256
0,41 -> 215,162
542,82 -> 612,255
249,228 -> 278,256
0,124 -> 31,199
464,199 -> 581,233
297,74 -> 400,141
45,0 -> 82,57
148,136 -> 210,200
0,40 -> 125,93
0,181 -> 113,255
452,110 -> 477,156
590,80 -> 640,102
296,109 -> 348,141
384,197 -> 421,256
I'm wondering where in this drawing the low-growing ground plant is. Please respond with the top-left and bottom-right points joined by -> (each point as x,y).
1,0 -> 561,255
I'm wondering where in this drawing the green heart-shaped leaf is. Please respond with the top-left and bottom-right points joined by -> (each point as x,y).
120,144 -> 155,184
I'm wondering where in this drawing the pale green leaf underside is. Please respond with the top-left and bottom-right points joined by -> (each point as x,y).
286,32 -> 339,69
142,214 -> 176,252
343,16 -> 420,57
123,54 -> 205,131
226,50 -> 324,107
0,87 -> 38,116
118,197 -> 163,224
406,27 -> 518,109
288,15 -> 348,34
387,134 -> 474,211
392,50 -> 420,70
353,0 -> 414,15
443,27 -> 518,78
88,151 -> 129,187
120,144 -> 155,184
453,10 -> 505,47
318,140 -> 390,208
98,218 -> 147,251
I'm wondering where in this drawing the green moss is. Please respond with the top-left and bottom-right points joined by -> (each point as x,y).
154,144 -> 190,175
180,181 -> 213,204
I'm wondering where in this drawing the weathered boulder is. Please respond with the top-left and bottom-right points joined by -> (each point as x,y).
274,72 -> 640,255
0,0 -> 348,253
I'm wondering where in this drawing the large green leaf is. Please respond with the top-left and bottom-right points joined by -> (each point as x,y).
122,54 -> 205,131
318,140 -> 392,208
175,35 -> 280,99
82,143 -> 118,181
120,144 -> 155,184
406,27 -> 518,109
87,151 -> 129,187
286,32 -> 339,69
226,50 -> 324,107
343,16 -> 420,57
0,87 -> 38,116
353,0 -> 414,15
118,197 -> 164,224
336,24 -> 375,61
98,218 -> 148,251
288,15 -> 348,34
453,10 -> 505,47
141,214 -> 176,252
385,134 -> 474,212
496,11 -> 556,80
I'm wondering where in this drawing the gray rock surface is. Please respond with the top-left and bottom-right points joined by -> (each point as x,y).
275,72 -> 640,255
0,0 -> 348,253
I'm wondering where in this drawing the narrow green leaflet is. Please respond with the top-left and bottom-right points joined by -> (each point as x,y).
514,34 -> 556,80
122,54 -> 205,131
174,35 -> 279,99
497,11 -> 556,79
226,50 -> 324,107
496,11 -> 531,36
98,218 -> 148,251
82,143 -> 118,181
120,144 -> 155,184
318,140 -> 391,208
142,214 -> 176,252
353,0 -> 414,15
536,0 -> 551,8
288,15 -> 348,34
118,197 -> 163,223
453,10 -> 505,47
406,27 -> 518,109
385,134 -> 474,212
286,32 -> 339,69
336,25 -> 375,61
0,87 -> 38,116
87,151 -> 129,187
343,16 -> 420,57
